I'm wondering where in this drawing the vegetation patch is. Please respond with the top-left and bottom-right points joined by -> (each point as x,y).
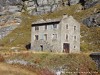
4,52 -> 98,74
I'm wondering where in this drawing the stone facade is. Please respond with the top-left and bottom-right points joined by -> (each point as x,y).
31,15 -> 80,53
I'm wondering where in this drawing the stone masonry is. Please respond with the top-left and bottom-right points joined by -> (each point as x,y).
31,15 -> 80,53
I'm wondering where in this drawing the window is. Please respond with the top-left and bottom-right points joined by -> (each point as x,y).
74,36 -> 76,40
35,35 -> 38,40
74,26 -> 76,30
53,24 -> 57,29
40,45 -> 43,51
52,34 -> 57,40
45,25 -> 47,30
66,34 -> 68,41
44,34 -> 47,40
74,46 -> 76,48
35,26 -> 39,31
66,24 -> 68,29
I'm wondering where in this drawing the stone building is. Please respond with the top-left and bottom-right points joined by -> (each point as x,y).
31,15 -> 80,53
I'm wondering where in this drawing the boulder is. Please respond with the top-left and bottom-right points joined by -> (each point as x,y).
68,0 -> 80,5
83,13 -> 100,27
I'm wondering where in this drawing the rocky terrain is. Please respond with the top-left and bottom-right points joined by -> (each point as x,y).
0,15 -> 21,39
0,0 -> 100,75
24,0 -> 100,15
0,0 -> 100,16
83,12 -> 100,27
0,0 -> 100,51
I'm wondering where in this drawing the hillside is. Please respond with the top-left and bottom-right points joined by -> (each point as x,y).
0,63 -> 37,75
4,52 -> 98,75
0,3 -> 100,52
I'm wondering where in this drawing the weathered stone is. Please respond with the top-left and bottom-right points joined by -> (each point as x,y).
8,6 -> 22,13
31,15 -> 80,53
83,13 -> 100,27
84,1 -> 98,9
68,0 -> 80,5
27,0 -> 61,15
0,15 -> 21,39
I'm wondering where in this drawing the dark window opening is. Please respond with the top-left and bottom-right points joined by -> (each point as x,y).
74,46 -> 76,48
74,36 -> 76,40
45,25 -> 47,30
40,45 -> 43,51
74,26 -> 76,30
66,24 -> 68,29
35,35 -> 38,40
44,34 -> 47,40
66,34 -> 68,41
35,26 -> 39,30
53,24 -> 57,29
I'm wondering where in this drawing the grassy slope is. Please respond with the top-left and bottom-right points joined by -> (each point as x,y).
0,4 -> 100,52
0,63 -> 37,75
5,52 -> 98,73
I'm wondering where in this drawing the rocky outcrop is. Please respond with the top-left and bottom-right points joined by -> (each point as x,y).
0,15 -> 21,39
0,25 -> 18,39
0,15 -> 21,26
83,12 -> 100,27
84,0 -> 100,9
0,0 -> 23,16
25,0 -> 100,15
25,0 -> 61,15
0,0 -> 23,6
68,0 -> 80,5
32,4 -> 59,15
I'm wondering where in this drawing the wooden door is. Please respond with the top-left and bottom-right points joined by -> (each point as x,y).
63,43 -> 70,53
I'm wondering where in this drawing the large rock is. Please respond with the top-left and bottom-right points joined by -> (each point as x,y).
84,0 -> 99,9
0,0 -> 23,6
29,0 -> 61,15
68,0 -> 80,5
35,0 -> 61,6
83,13 -> 100,27
32,4 -> 59,15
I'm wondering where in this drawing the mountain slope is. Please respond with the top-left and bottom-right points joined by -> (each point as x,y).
0,4 -> 100,52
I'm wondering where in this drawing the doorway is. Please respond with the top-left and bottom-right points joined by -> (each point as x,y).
40,45 -> 43,51
63,43 -> 70,53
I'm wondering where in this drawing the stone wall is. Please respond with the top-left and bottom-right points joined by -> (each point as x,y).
31,15 -> 80,53
31,23 -> 61,52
